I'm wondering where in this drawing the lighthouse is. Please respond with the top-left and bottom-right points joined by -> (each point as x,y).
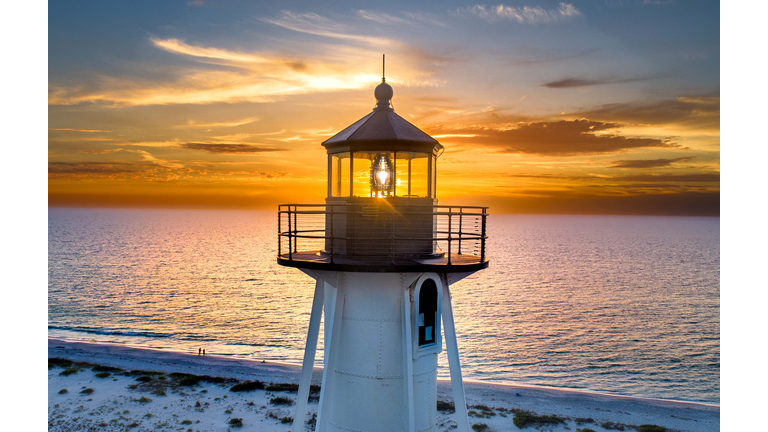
278,63 -> 489,432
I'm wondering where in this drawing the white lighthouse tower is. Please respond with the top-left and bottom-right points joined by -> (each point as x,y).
278,65 -> 489,432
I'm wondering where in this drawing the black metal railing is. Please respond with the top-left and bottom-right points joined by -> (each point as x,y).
278,204 -> 488,265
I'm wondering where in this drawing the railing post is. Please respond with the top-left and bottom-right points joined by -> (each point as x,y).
447,207 -> 452,265
288,206 -> 293,261
329,204 -> 334,264
390,209 -> 396,265
293,205 -> 298,254
278,205 -> 282,258
458,207 -> 463,255
481,208 -> 487,263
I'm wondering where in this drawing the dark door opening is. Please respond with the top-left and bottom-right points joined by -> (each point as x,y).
418,280 -> 438,346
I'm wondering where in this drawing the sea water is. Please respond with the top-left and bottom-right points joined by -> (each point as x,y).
48,208 -> 719,403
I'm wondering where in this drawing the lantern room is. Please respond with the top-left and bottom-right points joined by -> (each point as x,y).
323,79 -> 442,203
277,75 -> 488,272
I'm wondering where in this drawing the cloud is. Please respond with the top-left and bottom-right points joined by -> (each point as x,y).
542,76 -> 660,88
432,133 -> 479,139
151,38 -> 307,71
356,10 -> 413,25
78,148 -> 124,155
612,173 -> 719,182
224,171 -> 288,179
569,94 -> 720,129
459,2 -> 582,24
180,143 -> 283,154
478,191 -> 719,216
187,0 -> 204,6
610,157 -> 693,168
274,135 -> 306,142
402,12 -> 446,27
604,0 -> 675,6
509,48 -> 598,66
113,141 -> 184,148
130,150 -> 185,169
643,0 -> 676,5
504,173 -> 597,180
355,10 -> 446,27
259,11 -> 394,46
48,137 -> 117,142
427,120 -> 680,155
48,162 -> 148,175
208,131 -> 288,141
500,171 -> 717,183
49,128 -> 110,133
404,46 -> 461,70
176,117 -> 259,129
299,127 -> 335,137
48,38 -> 406,106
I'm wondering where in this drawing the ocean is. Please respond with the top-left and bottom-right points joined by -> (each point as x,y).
48,208 -> 720,403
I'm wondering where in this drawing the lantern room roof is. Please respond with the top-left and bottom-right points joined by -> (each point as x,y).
322,81 -> 440,149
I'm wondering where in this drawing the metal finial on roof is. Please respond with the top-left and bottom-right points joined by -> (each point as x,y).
323,55 -> 439,145
382,54 -> 386,83
374,54 -> 393,108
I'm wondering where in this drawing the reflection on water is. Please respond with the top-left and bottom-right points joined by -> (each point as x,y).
48,209 -> 719,402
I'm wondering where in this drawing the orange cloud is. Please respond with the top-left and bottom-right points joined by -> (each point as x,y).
179,143 -> 283,154
49,128 -> 110,133
176,117 -> 260,129
427,120 -> 680,155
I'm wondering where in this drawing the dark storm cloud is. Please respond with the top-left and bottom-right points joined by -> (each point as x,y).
610,157 -> 694,168
180,143 -> 283,154
430,120 -> 679,155
542,75 -> 659,88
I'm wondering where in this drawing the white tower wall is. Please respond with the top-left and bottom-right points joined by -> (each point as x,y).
310,271 -> 443,432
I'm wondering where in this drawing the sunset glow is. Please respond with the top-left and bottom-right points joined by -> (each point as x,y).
48,1 -> 719,215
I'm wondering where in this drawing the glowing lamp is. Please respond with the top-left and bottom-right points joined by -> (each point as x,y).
370,153 -> 394,197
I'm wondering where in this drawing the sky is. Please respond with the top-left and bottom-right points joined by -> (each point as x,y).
48,0 -> 720,215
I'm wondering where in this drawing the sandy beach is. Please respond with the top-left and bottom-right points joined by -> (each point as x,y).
48,338 -> 718,431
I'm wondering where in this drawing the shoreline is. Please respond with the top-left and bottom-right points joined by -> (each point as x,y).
48,337 -> 718,408
49,337 -> 719,431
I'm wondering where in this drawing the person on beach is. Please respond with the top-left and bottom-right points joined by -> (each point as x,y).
198,348 -> 201,356
203,348 -> 206,355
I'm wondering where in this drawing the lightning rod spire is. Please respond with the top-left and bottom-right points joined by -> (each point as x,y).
382,54 -> 386,82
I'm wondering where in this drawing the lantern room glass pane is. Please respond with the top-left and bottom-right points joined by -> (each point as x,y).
330,152 -> 350,197
395,151 -> 430,198
409,155 -> 428,198
431,154 -> 437,198
394,155 -> 408,196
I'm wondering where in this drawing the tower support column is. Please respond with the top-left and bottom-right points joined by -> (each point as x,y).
402,286 -> 416,432
440,274 -> 470,432
293,279 -> 325,432
316,282 -> 345,431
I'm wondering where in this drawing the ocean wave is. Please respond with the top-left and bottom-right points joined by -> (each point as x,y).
48,325 -> 174,339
